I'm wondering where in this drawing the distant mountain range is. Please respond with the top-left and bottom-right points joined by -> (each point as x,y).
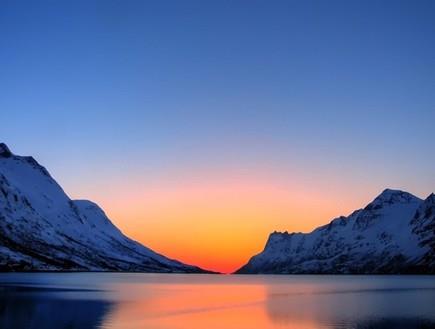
0,143 -> 208,273
236,189 -> 434,274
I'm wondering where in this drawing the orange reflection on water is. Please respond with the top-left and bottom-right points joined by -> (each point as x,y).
1,273 -> 434,329
104,281 -> 322,329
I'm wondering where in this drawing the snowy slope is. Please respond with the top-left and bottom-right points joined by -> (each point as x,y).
411,193 -> 435,269
0,143 -> 207,272
236,189 -> 435,274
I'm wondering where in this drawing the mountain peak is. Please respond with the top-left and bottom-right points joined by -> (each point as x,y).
0,143 -> 12,158
236,188 -> 434,274
0,143 -> 208,273
380,188 -> 405,196
423,193 -> 435,206
365,188 -> 421,210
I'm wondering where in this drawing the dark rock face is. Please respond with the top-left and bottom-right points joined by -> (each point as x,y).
0,143 -> 208,273
0,144 -> 12,158
236,189 -> 435,274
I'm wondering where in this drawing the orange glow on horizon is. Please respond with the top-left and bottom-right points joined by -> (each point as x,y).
69,166 -> 373,273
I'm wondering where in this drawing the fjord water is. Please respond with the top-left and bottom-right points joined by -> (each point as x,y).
0,274 -> 434,329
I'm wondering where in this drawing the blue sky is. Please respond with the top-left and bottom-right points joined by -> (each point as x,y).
1,0 -> 434,198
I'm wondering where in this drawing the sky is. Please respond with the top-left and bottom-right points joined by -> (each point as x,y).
1,0 -> 435,273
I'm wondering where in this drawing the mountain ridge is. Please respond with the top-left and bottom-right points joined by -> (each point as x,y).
0,143 -> 211,273
236,188 -> 434,274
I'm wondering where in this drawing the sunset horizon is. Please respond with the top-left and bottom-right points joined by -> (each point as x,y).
2,141 -> 433,273
1,1 -> 434,328
50,184 -> 435,274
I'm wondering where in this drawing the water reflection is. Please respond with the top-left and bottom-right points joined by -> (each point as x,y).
264,277 -> 435,329
0,285 -> 112,329
0,274 -> 434,329
351,319 -> 435,329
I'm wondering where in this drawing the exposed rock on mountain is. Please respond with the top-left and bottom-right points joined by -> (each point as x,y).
0,143 -> 207,272
236,189 -> 435,274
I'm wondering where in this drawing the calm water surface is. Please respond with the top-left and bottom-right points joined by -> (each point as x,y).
0,273 -> 434,329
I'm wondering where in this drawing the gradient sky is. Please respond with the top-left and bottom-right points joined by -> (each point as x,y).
1,0 -> 434,272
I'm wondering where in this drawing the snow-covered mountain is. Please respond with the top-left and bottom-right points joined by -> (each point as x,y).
0,143 -> 208,272
236,189 -> 435,274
